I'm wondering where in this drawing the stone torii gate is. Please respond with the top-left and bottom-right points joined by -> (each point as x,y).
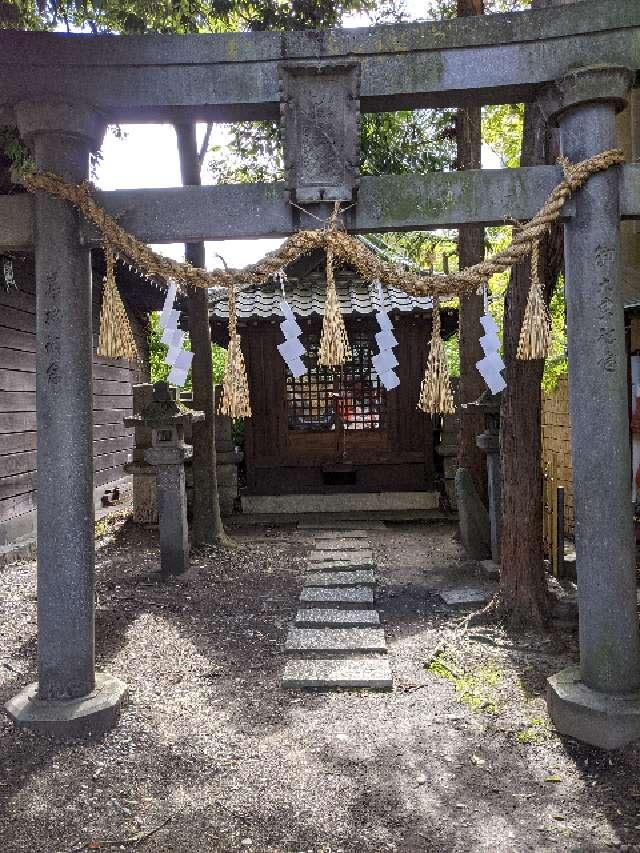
1,1 -> 640,747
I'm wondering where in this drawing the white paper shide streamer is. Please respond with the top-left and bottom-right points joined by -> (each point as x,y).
371,282 -> 400,391
476,313 -> 506,395
277,300 -> 306,378
159,281 -> 193,386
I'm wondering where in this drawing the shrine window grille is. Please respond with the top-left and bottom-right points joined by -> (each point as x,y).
286,330 -> 387,432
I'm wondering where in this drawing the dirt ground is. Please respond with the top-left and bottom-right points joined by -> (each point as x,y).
1,518 -> 640,853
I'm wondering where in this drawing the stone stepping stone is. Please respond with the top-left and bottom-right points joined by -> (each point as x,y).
306,560 -> 375,572
282,657 -> 393,690
314,530 -> 370,540
439,586 -> 494,606
285,627 -> 388,656
299,586 -> 374,609
311,539 -> 370,551
304,569 -> 376,588
295,608 -> 380,628
308,549 -> 374,564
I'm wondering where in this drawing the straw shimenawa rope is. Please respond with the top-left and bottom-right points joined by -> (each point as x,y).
218,281 -> 252,418
417,297 -> 455,415
20,148 -> 624,300
97,246 -> 139,362
517,239 -> 552,360
318,243 -> 350,367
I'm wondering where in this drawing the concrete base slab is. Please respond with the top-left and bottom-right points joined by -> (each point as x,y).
242,491 -> 439,515
439,586 -> 493,606
282,657 -> 393,690
300,586 -> 375,608
548,666 -> 640,750
304,569 -> 376,588
295,608 -> 380,627
5,672 -> 127,738
285,627 -> 388,656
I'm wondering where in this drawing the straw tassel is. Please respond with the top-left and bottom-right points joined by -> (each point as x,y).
218,281 -> 252,418
417,297 -> 455,415
517,240 -> 552,360
318,244 -> 350,367
97,246 -> 139,362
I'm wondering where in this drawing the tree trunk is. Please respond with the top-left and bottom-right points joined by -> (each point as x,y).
499,101 -> 562,628
174,122 -> 227,546
456,0 -> 487,502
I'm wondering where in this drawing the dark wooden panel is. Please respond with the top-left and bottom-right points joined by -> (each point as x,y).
0,431 -> 37,455
0,347 -> 36,372
0,449 -> 36,478
92,394 -> 133,411
0,470 -> 35,501
92,435 -> 133,456
93,379 -> 135,396
0,289 -> 35,315
0,369 -> 35,393
0,411 -> 36,433
0,306 -> 35,334
0,390 -> 36,412
0,490 -> 36,522
93,448 -> 131,474
95,465 -> 128,487
92,362 -> 136,382
93,407 -> 131,426
93,422 -> 134,441
0,326 -> 36,353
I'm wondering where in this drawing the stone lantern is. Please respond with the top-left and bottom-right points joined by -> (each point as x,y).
125,382 -> 203,577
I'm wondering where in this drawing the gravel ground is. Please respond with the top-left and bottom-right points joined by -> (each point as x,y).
1,518 -> 640,853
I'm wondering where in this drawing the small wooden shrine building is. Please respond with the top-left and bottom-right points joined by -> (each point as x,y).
210,248 -> 457,508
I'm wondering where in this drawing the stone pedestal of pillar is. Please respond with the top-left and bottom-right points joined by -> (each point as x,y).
5,101 -> 126,736
544,66 -> 640,749
145,445 -> 191,576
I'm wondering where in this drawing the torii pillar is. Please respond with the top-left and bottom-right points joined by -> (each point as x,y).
545,68 -> 640,749
5,102 -> 127,736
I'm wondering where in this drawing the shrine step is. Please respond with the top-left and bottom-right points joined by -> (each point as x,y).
299,586 -> 375,609
285,627 -> 388,656
282,657 -> 393,690
313,530 -> 370,540
304,569 -> 376,588
295,608 -> 380,628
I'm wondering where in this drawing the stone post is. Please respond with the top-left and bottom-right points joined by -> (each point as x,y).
545,68 -> 640,749
5,102 -> 126,736
476,426 -> 501,563
145,444 -> 191,576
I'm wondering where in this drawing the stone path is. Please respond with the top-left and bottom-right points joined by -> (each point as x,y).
282,530 -> 393,690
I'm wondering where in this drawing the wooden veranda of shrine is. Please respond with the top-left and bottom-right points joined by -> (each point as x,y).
1,0 -> 640,746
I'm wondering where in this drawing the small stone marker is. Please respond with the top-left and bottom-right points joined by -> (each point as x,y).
282,658 -> 393,690
295,608 -> 380,627
304,569 -> 376,588
439,586 -> 494,606
299,586 -> 374,609
285,627 -> 388,655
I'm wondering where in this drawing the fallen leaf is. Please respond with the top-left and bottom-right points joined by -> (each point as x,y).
544,775 -> 562,783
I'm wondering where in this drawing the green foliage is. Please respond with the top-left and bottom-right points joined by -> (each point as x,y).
515,716 -> 552,744
482,103 -> 523,168
541,275 -> 567,392
148,311 -> 227,390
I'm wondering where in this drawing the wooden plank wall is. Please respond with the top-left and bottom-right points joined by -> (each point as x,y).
0,256 -> 137,548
